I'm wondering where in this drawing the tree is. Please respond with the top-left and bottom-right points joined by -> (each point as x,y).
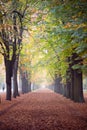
0,0 -> 29,100
19,46 -> 32,94
28,0 -> 87,102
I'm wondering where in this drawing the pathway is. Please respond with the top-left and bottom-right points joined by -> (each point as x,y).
0,88 -> 87,130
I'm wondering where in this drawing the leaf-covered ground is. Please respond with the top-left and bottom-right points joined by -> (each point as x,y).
0,88 -> 87,130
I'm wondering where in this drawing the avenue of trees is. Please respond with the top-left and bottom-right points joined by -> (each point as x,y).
0,0 -> 87,102
0,0 -> 35,100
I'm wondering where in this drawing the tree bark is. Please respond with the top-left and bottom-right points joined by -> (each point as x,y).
5,59 -> 12,100
71,53 -> 85,102
21,75 -> 28,93
54,75 -> 62,93
13,58 -> 19,98
66,73 -> 71,98
28,82 -> 31,92
70,68 -> 74,100
73,69 -> 85,102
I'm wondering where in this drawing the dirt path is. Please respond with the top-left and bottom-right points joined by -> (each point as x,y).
0,88 -> 87,130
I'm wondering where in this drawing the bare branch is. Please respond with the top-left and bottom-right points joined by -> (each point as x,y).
0,42 -> 5,55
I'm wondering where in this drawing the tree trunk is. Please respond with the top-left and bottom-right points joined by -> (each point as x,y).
54,76 -> 59,93
21,76 -> 25,94
5,59 -> 12,100
65,57 -> 72,98
62,84 -> 66,96
73,69 -> 85,102
66,83 -> 71,98
70,68 -> 74,100
65,74 -> 71,98
25,78 -> 28,93
71,53 -> 85,102
28,82 -> 31,92
54,75 -> 62,93
21,75 -> 27,93
13,58 -> 19,98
